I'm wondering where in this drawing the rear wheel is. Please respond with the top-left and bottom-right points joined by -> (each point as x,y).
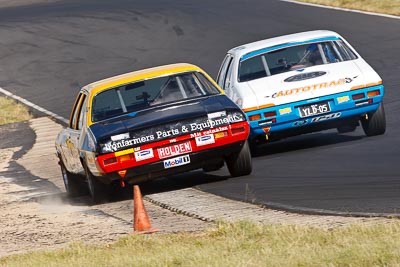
85,167 -> 109,204
337,125 -> 357,134
361,103 -> 386,136
226,141 -> 252,177
203,160 -> 224,172
60,163 -> 86,197
248,139 -> 259,157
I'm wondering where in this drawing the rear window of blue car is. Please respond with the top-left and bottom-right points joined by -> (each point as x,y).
91,71 -> 220,122
239,40 -> 358,82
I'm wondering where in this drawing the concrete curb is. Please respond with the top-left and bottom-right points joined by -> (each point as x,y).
145,188 -> 396,228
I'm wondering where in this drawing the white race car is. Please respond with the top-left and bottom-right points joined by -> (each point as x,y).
217,30 -> 385,147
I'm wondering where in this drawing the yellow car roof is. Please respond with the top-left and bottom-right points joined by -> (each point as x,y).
83,63 -> 204,96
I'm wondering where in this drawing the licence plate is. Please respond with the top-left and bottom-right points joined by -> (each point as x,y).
157,141 -> 192,159
298,101 -> 331,118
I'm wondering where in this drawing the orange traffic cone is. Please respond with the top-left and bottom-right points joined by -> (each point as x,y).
133,185 -> 159,234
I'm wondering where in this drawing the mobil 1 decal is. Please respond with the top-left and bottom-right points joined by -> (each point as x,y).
101,111 -> 244,152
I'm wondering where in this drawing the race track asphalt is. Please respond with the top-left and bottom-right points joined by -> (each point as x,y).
0,0 -> 399,215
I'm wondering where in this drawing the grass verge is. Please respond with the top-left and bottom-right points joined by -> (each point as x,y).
2,221 -> 400,266
297,0 -> 400,16
0,96 -> 32,125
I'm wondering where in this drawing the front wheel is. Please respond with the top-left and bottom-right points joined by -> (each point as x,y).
361,103 -> 386,136
226,141 -> 252,177
85,167 -> 109,204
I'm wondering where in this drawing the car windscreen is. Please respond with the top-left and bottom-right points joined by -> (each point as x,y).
238,40 -> 358,82
91,71 -> 220,122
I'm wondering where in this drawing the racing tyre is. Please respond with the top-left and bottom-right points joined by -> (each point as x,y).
203,160 -> 224,172
361,103 -> 386,136
60,163 -> 86,197
249,139 -> 261,157
226,140 -> 252,177
337,125 -> 357,134
85,167 -> 109,204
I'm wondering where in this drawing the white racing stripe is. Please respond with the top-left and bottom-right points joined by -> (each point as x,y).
0,87 -> 69,124
280,0 -> 400,20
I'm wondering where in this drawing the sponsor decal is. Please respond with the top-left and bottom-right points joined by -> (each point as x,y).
189,113 -> 243,132
111,133 -> 130,141
103,135 -> 155,152
337,95 -> 350,104
265,76 -> 358,99
156,128 -> 180,138
293,119 -> 308,127
101,112 -> 244,153
284,71 -> 327,82
195,134 -> 215,146
208,111 -> 226,119
190,126 -> 228,138
279,107 -> 292,115
134,148 -> 154,161
311,112 -> 341,123
158,141 -> 192,159
163,155 -> 190,169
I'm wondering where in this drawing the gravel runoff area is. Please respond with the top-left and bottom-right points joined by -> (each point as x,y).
0,117 -> 396,257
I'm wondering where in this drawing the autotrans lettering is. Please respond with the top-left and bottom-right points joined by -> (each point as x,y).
267,78 -> 347,99
158,141 -> 192,159
163,155 -> 190,169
